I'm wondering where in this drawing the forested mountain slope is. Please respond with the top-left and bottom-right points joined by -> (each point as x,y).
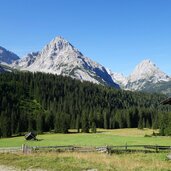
0,72 -> 170,137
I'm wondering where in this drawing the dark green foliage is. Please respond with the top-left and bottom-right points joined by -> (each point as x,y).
91,122 -> 97,133
0,72 -> 170,137
81,111 -> 89,133
159,112 -> 171,136
76,115 -> 81,133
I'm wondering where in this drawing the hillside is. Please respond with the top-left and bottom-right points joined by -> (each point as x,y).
0,72 -> 170,137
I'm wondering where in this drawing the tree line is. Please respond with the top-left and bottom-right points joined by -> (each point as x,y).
0,72 -> 171,137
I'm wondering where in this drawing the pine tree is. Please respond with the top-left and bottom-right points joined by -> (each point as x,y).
81,111 -> 89,133
36,113 -> 44,134
103,110 -> 108,129
54,113 -> 61,133
76,115 -> 80,133
91,122 -> 97,133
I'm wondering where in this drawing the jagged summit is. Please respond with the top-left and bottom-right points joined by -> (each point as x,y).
123,59 -> 171,90
129,59 -> 170,83
52,35 -> 68,42
12,36 -> 119,88
45,36 -> 74,51
39,36 -> 82,61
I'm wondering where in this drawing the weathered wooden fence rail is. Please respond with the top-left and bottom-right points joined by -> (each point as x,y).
31,145 -> 171,154
32,145 -> 98,152
0,147 -> 22,153
0,145 -> 171,154
110,145 -> 171,153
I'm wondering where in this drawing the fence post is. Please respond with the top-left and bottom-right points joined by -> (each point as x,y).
22,144 -> 30,154
25,145 -> 27,154
156,145 -> 158,153
125,143 -> 127,151
22,144 -> 25,153
106,146 -> 111,155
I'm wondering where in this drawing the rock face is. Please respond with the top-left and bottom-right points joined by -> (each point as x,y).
107,69 -> 128,88
12,52 -> 38,69
0,63 -> 13,73
0,46 -> 19,64
0,65 -> 6,73
13,36 -> 120,88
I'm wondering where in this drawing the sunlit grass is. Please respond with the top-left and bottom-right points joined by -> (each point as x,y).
0,129 -> 171,170
0,128 -> 171,148
0,152 -> 171,171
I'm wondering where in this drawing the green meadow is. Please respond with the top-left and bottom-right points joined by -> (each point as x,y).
0,152 -> 171,171
0,129 -> 171,171
0,128 -> 171,147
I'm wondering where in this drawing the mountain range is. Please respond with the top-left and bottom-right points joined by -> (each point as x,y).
1,36 -> 171,95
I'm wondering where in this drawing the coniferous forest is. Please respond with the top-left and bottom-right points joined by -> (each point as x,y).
0,72 -> 171,137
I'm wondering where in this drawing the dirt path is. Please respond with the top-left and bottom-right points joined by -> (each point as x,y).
0,165 -> 19,171
0,165 -> 47,171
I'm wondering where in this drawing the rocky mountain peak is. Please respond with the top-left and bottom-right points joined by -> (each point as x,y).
129,59 -> 169,83
12,36 -> 119,88
43,36 -> 75,52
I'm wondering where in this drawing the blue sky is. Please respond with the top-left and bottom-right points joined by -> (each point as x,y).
0,0 -> 171,76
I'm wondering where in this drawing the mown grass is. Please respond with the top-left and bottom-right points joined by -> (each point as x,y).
0,152 -> 171,171
0,128 -> 171,147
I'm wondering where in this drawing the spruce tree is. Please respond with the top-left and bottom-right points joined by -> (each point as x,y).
81,111 -> 89,133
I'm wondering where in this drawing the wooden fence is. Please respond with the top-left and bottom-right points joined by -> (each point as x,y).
110,145 -> 171,153
0,147 -> 22,153
0,144 -> 171,154
31,144 -> 171,154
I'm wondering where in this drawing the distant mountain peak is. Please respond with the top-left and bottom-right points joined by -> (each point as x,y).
50,36 -> 69,47
48,36 -> 74,49
135,59 -> 156,69
40,36 -> 81,61
129,59 -> 169,83
53,35 -> 66,41
141,59 -> 153,63
124,59 -> 171,90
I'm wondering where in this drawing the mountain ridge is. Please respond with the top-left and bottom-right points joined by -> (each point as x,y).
0,46 -> 19,64
1,36 -> 171,94
12,36 -> 120,88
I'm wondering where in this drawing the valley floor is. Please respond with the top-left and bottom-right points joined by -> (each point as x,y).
0,128 -> 170,147
0,128 -> 171,171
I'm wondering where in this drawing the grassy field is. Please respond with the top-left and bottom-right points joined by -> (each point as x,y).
0,128 -> 171,171
0,152 -> 171,171
0,128 -> 171,147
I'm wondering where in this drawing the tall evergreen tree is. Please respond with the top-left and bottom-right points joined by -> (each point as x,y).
81,111 -> 89,133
